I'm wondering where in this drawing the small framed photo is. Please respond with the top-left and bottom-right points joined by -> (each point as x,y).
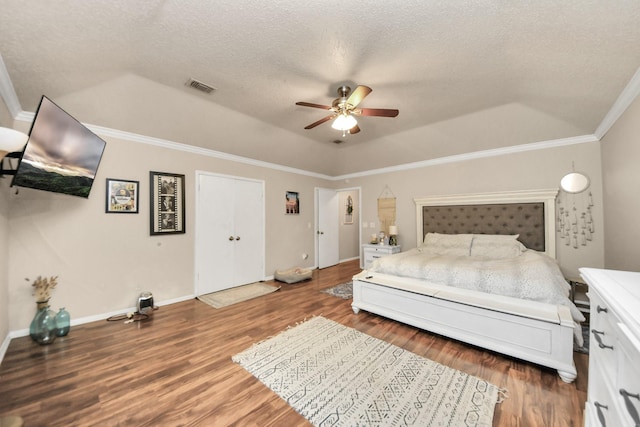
106,178 -> 139,213
285,191 -> 299,214
150,171 -> 185,235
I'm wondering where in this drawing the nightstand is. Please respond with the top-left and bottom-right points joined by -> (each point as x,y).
567,276 -> 590,314
362,244 -> 401,269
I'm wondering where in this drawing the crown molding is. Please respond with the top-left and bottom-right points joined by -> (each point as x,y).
0,54 -> 23,118
12,111 -> 600,181
333,134 -> 599,180
595,65 -> 640,139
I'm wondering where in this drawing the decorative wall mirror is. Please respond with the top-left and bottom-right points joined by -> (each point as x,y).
560,172 -> 590,194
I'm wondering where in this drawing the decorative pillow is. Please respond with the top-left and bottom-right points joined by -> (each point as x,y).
470,235 -> 527,259
422,233 -> 473,256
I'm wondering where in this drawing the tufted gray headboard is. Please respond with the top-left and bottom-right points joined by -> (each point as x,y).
414,190 -> 559,258
421,203 -> 545,251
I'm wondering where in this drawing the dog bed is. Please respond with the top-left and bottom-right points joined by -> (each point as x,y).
274,267 -> 313,284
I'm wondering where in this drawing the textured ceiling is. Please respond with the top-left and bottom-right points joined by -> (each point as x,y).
1,1 -> 640,176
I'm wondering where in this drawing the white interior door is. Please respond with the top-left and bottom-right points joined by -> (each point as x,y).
232,178 -> 264,286
195,173 -> 264,295
317,187 -> 339,269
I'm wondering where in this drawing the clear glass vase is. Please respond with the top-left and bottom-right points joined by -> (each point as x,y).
55,307 -> 70,337
29,301 -> 57,345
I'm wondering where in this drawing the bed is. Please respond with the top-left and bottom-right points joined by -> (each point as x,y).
351,189 -> 584,383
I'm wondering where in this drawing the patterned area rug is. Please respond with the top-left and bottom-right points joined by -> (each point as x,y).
197,283 -> 280,309
321,281 -> 353,299
233,316 -> 504,426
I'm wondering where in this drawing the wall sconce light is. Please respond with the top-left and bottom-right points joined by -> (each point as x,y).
557,165 -> 594,249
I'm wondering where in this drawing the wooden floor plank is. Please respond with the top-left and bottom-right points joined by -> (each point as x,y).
0,259 -> 587,426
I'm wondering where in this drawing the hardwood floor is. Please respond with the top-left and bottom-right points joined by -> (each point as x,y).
0,259 -> 588,426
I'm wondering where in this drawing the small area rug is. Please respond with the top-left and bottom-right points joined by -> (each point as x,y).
233,316 -> 504,426
321,281 -> 353,299
197,283 -> 280,309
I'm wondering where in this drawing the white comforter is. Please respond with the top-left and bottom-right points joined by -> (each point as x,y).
369,248 -> 585,325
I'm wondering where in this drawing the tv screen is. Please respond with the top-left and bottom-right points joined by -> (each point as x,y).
11,96 -> 106,198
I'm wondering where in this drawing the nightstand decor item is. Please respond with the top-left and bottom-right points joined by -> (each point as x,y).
388,225 -> 398,246
557,164 -> 594,249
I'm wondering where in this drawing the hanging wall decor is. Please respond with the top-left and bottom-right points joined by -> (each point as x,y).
377,185 -> 396,237
285,191 -> 299,214
557,167 -> 594,249
345,195 -> 354,224
150,171 -> 185,235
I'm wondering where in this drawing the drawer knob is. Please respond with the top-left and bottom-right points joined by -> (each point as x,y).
597,305 -> 608,313
591,329 -> 614,350
619,389 -> 640,425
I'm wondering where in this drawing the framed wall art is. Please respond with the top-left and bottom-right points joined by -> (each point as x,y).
285,191 -> 299,214
150,171 -> 185,235
106,178 -> 139,213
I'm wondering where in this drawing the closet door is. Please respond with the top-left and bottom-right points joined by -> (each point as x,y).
195,173 -> 264,295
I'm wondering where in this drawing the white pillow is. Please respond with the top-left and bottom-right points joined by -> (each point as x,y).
422,233 -> 473,256
470,235 -> 526,259
472,234 -> 520,243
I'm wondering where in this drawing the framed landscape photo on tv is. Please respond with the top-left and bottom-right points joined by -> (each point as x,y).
150,171 -> 185,235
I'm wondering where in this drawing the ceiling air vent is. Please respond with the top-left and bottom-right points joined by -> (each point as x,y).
186,78 -> 216,94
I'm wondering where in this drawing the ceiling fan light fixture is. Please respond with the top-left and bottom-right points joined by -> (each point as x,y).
331,113 -> 357,131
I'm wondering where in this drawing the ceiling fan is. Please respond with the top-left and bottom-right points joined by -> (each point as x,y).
295,85 -> 399,136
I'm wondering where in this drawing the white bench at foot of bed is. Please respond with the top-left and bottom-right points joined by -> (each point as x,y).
351,271 -> 577,383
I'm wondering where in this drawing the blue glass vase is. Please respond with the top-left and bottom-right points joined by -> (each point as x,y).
29,301 -> 57,345
55,307 -> 70,337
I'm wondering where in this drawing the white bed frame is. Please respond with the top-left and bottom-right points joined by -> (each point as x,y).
352,189 -> 578,383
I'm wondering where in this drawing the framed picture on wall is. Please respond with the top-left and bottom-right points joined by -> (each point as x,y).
285,191 -> 299,214
106,178 -> 139,213
150,171 -> 185,235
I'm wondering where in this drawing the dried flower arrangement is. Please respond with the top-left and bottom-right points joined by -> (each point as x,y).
27,276 -> 58,302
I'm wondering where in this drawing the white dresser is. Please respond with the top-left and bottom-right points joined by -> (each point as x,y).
580,268 -> 640,427
362,244 -> 401,269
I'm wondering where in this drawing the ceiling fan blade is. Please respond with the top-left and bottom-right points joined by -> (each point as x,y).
295,101 -> 332,110
346,85 -> 372,108
348,125 -> 361,134
355,107 -> 399,117
304,115 -> 334,129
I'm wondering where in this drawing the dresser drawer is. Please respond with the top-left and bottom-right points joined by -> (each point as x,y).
616,323 -> 640,426
589,291 -> 618,381
587,361 -> 623,427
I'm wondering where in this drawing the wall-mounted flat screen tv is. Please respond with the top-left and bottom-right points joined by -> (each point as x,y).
11,96 -> 106,198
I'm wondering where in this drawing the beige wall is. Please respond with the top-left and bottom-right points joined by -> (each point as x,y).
0,102 -> 15,351
6,135 -> 330,332
601,96 -> 640,272
347,141 -> 604,278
